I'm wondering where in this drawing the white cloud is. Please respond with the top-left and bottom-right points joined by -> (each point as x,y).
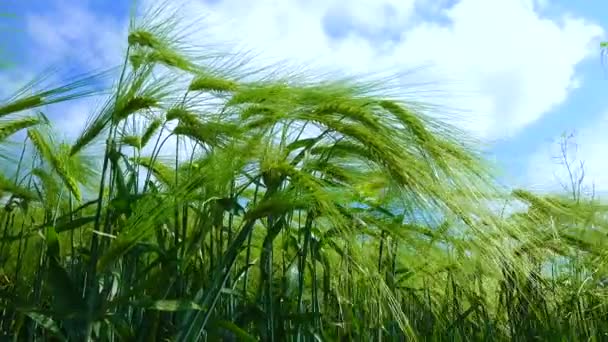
16,1 -> 128,137
140,0 -> 602,139
25,0 -> 126,71
16,0 -> 605,142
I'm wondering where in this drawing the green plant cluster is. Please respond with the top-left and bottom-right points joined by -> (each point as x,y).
1,4 -> 608,341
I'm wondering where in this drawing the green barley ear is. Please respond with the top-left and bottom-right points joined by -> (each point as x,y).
172,121 -> 239,148
27,128 -> 54,164
129,49 -> 149,70
189,74 -> 239,93
166,107 -> 187,121
148,48 -> 194,71
378,100 -> 433,145
1,70 -> 107,119
127,1 -> 199,73
128,30 -> 161,49
140,118 -> 162,147
166,106 -> 196,123
131,156 -> 174,187
228,84 -> 291,106
0,96 -> 43,117
70,114 -> 109,156
110,67 -> 175,125
0,173 -> 36,201
113,96 -> 158,123
32,168 -> 60,207
0,116 -> 41,141
121,135 -> 142,149
28,128 -> 82,202
317,101 -> 381,131
240,104 -> 276,120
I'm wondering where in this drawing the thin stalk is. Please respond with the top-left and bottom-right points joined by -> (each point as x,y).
84,43 -> 131,340
242,180 -> 260,294
296,211 -> 314,341
177,219 -> 258,342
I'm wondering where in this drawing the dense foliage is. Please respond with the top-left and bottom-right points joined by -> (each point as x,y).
1,5 -> 608,341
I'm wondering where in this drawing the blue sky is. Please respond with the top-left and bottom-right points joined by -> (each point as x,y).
2,0 -> 607,194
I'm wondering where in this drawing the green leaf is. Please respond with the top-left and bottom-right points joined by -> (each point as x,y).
132,299 -> 205,311
105,316 -> 135,340
208,319 -> 257,342
47,256 -> 86,316
55,216 -> 96,233
23,312 -> 66,340
46,226 -> 60,259
0,216 -> 96,243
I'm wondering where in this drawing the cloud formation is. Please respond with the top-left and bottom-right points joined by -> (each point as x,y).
25,1 -> 126,71
18,0 -> 605,142
151,0 -> 603,139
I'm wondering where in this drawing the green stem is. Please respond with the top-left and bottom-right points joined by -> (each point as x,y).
177,219 -> 258,342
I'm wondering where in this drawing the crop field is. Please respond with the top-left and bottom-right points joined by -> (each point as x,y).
1,2 -> 608,341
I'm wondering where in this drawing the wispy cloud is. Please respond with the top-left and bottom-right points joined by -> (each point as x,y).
25,0 -> 127,71
9,1 -> 130,138
136,0 -> 603,140
5,0 -> 606,168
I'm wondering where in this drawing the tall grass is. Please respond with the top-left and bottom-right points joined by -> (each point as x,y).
0,4 -> 608,341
